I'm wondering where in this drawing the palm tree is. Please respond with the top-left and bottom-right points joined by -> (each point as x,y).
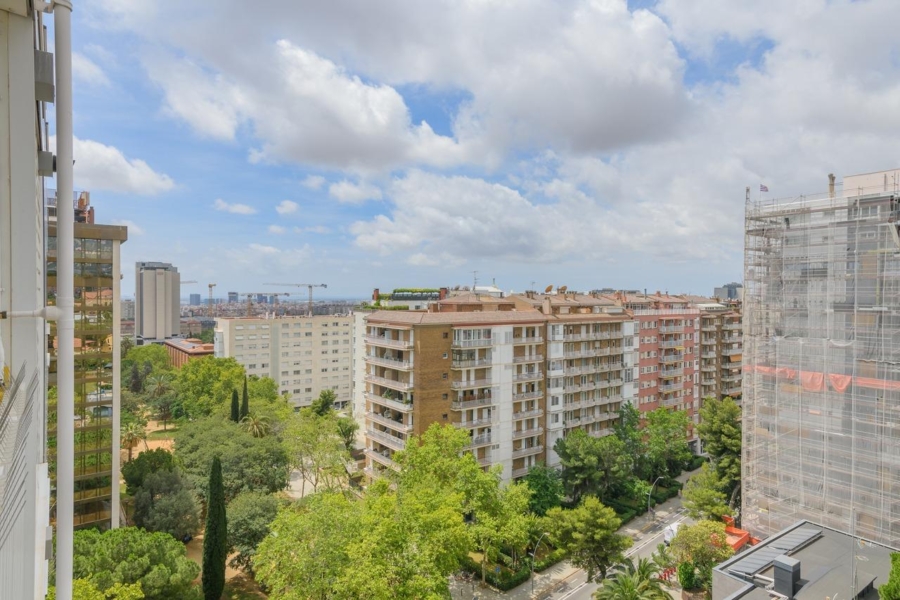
121,421 -> 148,462
146,373 -> 171,399
241,414 -> 270,438
593,558 -> 672,600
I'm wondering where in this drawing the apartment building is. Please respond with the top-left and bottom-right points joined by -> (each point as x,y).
362,292 -> 637,481
215,314 -> 354,409
135,261 -> 180,344
744,169 -> 900,547
694,300 -> 743,403
47,195 -> 128,529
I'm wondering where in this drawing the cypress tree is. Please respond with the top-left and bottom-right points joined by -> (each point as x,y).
202,456 -> 227,600
230,389 -> 240,423
240,376 -> 249,419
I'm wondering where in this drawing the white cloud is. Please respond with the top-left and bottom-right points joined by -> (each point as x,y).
328,180 -> 382,204
268,224 -> 286,234
60,136 -> 174,195
249,243 -> 279,254
111,219 -> 143,235
275,200 -> 298,215
302,175 -> 326,189
72,53 -> 110,86
213,198 -> 257,215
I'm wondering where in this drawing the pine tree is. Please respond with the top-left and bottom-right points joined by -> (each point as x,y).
230,390 -> 240,423
203,456 -> 227,600
240,376 -> 249,420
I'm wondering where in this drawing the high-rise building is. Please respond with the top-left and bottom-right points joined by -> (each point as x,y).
744,168 -> 900,547
0,2 -> 53,593
47,192 -> 128,529
714,282 -> 743,301
228,291 -> 239,304
215,314 -> 354,408
362,292 -> 637,480
135,261 -> 180,344
695,302 -> 743,404
189,293 -> 201,306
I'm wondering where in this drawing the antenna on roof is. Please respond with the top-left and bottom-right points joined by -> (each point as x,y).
545,285 -> 553,293
559,285 -> 568,293
473,270 -> 478,290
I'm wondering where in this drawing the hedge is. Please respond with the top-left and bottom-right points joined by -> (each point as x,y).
459,547 -> 567,591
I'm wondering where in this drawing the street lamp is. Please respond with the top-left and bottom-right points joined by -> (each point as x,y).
648,476 -> 664,517
530,531 -> 550,597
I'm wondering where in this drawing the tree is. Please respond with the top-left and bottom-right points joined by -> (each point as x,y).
524,464 -> 565,516
470,480 -> 533,581
669,520 -> 734,590
145,373 -> 171,401
122,448 -> 175,495
310,388 -> 336,416
283,410 -> 349,495
173,356 -> 246,419
230,389 -> 240,423
175,417 -> 290,502
698,396 -> 742,505
240,376 -> 250,419
645,408 -> 691,479
121,421 -> 147,462
60,527 -> 200,600
336,416 -> 359,452
879,552 -> 900,600
203,456 -> 227,600
554,429 -> 631,503
241,414 -> 270,438
124,344 -> 170,376
546,496 -> 632,582
147,393 -> 175,431
128,363 -> 144,394
226,491 -> 280,573
614,403 -> 649,481
682,463 -> 731,521
133,469 -> 200,540
47,579 -> 145,600
594,557 -> 672,600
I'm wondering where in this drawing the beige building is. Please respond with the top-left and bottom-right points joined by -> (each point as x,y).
215,314 -> 354,409
135,261 -> 180,344
363,293 -> 638,481
695,301 -> 743,403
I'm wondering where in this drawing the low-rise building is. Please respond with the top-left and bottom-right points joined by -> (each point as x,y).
164,338 -> 214,368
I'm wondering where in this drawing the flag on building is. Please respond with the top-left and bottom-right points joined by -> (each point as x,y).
760,184 -> 769,192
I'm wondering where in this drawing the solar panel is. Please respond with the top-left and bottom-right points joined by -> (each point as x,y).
727,528 -> 823,577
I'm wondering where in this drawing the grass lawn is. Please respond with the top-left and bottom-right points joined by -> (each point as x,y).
147,427 -> 178,440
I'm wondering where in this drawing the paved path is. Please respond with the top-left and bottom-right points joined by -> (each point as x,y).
450,467 -> 700,600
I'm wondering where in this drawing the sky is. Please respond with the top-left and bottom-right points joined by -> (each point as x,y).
59,0 -> 900,299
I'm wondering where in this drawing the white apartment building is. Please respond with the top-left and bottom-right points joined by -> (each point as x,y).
135,261 -> 180,344
215,314 -> 354,409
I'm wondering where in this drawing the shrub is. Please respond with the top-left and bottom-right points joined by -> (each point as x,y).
678,561 -> 697,590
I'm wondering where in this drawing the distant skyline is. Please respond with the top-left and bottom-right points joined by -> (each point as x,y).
56,0 -> 900,298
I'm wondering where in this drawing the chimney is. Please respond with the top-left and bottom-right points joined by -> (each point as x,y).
440,287 -> 449,300
773,555 -> 800,600
373,288 -> 380,302
542,296 -> 552,315
828,173 -> 835,198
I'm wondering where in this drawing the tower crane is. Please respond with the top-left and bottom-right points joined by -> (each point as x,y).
264,283 -> 327,317
208,283 -> 217,318
240,292 -> 290,317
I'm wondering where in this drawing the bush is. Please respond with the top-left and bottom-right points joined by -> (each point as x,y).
616,509 -> 636,524
678,561 -> 697,590
533,548 -> 568,572
687,455 -> 707,471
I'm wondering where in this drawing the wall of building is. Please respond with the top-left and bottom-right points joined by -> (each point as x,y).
135,262 -> 179,341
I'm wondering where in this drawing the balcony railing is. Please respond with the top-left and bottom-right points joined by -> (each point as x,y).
660,353 -> 684,363
367,428 -> 407,451
723,323 -> 742,330
513,371 -> 543,382
567,381 -> 597,393
512,467 -> 530,478
724,385 -> 742,395
477,455 -> 493,467
453,416 -> 497,429
701,364 -> 716,372
366,392 -> 414,413
512,445 -> 544,459
366,354 -> 412,370
659,340 -> 682,348
659,325 -> 684,334
513,390 -> 544,401
722,374 -> 741,383
452,357 -> 492,369
701,325 -> 718,332
564,331 -> 621,341
366,334 -> 413,349
452,338 -> 493,348
723,347 -> 743,356
512,336 -> 544,345
513,354 -> 543,363
451,396 -> 494,410
512,408 -> 544,420
598,361 -> 624,372
660,368 -> 683,379
513,426 -> 544,439
451,378 -> 492,390
701,352 -> 717,359
467,433 -> 493,448
366,449 -> 399,470
701,378 -> 717,385
659,381 -> 682,393
366,411 -> 413,433
365,374 -> 413,391
588,428 -> 613,438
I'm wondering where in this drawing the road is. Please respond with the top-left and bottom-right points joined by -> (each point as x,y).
543,507 -> 689,600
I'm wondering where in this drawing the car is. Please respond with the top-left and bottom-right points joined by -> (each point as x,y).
663,522 -> 682,546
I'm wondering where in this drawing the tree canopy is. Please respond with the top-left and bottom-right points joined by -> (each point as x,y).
122,448 -> 175,495
669,520 -> 734,590
172,357 -> 246,418
644,408 -> 692,479
698,396 -> 742,502
554,429 -> 632,503
226,491 -> 281,573
523,463 -> 565,516
546,496 -> 631,582
132,469 -> 200,540
681,462 -> 731,521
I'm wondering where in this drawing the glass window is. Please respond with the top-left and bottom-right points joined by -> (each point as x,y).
83,239 -> 99,259
99,239 -> 113,259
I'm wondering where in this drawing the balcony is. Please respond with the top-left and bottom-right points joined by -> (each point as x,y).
659,340 -> 683,349
701,325 -> 718,332
725,386 -> 743,396
700,364 -> 716,372
567,381 -> 597,393
701,377 -> 717,386
597,362 -> 624,373
367,428 -> 407,451
659,381 -> 682,393
467,433 -> 493,448
454,416 -> 497,429
564,331 -> 620,342
513,390 -> 544,401
513,354 -> 544,363
366,449 -> 399,470
365,374 -> 413,392
512,336 -> 544,345
659,325 -> 684,334
452,338 -> 493,349
477,455 -> 493,467
512,445 -> 544,459
513,426 -> 544,440
588,428 -> 613,438
366,411 -> 413,433
513,408 -> 544,420
660,368 -> 683,379
660,353 -> 684,364
451,396 -> 494,410
366,334 -> 413,350
452,357 -> 492,369
366,392 -> 414,413
451,378 -> 492,390
512,467 -> 530,479
366,354 -> 412,370
598,378 -> 624,388
723,323 -> 742,331
722,374 -> 741,383
565,365 -> 588,376
701,352 -> 717,359
723,347 -> 743,356
514,371 -> 543,382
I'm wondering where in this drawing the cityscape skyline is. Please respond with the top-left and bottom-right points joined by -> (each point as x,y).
56,0 -> 900,298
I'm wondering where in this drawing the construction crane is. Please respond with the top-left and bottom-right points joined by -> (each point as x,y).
240,292 -> 290,317
265,283 -> 327,316
208,283 -> 217,318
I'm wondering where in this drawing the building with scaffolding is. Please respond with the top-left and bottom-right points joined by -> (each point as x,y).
744,168 -> 900,548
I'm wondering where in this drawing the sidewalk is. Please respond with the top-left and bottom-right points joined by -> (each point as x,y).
450,467 -> 700,600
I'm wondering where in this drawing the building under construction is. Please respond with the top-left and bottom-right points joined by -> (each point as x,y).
744,168 -> 900,548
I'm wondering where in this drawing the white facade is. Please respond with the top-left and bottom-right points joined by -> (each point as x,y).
0,2 -> 51,596
351,310 -> 370,431
216,314 -> 354,409
135,261 -> 180,342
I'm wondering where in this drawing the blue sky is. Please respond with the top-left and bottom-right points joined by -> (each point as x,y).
61,0 -> 900,299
